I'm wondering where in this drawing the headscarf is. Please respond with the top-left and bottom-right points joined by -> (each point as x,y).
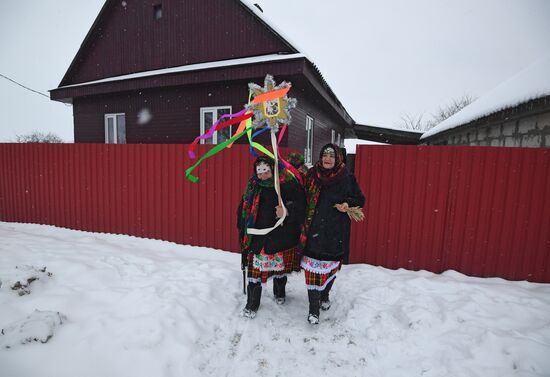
287,152 -> 305,169
311,143 -> 348,186
287,152 -> 308,182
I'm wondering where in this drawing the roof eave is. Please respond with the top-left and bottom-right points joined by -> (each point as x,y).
421,94 -> 550,142
50,56 -> 306,102
354,124 -> 422,144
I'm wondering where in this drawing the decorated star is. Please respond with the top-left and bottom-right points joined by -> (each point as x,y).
246,74 -> 297,131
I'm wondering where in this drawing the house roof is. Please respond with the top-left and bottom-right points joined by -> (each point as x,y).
239,0 -> 304,55
354,123 -> 422,145
233,1 -> 354,127
238,0 -> 353,126
58,0 -> 297,87
54,53 -> 305,89
422,54 -> 550,140
58,0 -> 111,87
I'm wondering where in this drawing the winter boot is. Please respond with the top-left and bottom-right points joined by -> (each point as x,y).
273,276 -> 287,305
307,289 -> 321,325
242,282 -> 262,318
320,278 -> 335,311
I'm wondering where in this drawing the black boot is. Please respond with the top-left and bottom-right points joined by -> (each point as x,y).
243,282 -> 262,318
273,276 -> 287,304
307,289 -> 321,325
320,278 -> 335,311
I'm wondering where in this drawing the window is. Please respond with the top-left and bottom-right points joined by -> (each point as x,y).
331,129 -> 335,144
337,133 -> 341,147
200,106 -> 232,144
153,4 -> 162,19
104,113 -> 126,144
305,115 -> 314,166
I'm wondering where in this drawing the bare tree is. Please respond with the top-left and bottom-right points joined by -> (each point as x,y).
399,94 -> 477,131
400,113 -> 427,131
15,131 -> 63,143
429,94 -> 476,128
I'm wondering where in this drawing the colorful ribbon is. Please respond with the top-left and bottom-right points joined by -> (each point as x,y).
185,126 -> 252,183
251,87 -> 290,104
185,88 -> 301,186
188,110 -> 251,159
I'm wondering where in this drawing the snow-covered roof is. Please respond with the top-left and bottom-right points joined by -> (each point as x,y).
239,0 -> 351,123
239,0 -> 308,57
54,53 -> 305,89
356,123 -> 424,134
422,54 -> 550,139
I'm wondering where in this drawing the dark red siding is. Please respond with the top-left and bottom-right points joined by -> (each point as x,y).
74,81 -> 254,143
62,0 -> 294,86
71,74 -> 342,152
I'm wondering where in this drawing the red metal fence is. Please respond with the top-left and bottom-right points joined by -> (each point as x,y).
0,143 -> 272,253
350,145 -> 550,283
1,144 -> 549,282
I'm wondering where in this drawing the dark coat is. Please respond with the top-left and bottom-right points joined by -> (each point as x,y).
304,173 -> 365,262
238,179 -> 305,255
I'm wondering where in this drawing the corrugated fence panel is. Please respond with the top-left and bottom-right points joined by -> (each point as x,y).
1,144 -> 549,282
352,145 -> 550,283
350,146 -> 452,272
0,144 -> 288,254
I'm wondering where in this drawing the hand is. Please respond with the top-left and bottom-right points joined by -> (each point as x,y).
334,202 -> 349,213
275,205 -> 286,218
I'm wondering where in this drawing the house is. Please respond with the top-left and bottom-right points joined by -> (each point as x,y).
49,0 -> 353,165
421,55 -> 550,147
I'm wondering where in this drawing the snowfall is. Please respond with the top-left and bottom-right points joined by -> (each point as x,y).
1,222 -> 549,377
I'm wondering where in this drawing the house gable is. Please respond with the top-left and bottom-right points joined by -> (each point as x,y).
60,0 -> 296,87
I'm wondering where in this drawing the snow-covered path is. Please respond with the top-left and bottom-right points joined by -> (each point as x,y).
1,222 -> 549,377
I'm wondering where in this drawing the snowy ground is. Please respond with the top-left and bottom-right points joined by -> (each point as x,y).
1,222 -> 549,377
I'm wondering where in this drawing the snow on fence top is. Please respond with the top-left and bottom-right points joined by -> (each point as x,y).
422,54 -> 550,139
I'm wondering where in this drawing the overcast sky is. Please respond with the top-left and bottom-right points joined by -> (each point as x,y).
1,0 -> 549,142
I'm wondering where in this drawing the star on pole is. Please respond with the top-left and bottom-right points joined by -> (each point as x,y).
246,74 -> 297,131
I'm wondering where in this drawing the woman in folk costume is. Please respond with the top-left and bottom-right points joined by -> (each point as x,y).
301,143 -> 365,324
237,156 -> 305,318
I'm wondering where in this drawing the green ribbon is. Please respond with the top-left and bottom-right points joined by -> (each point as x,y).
185,90 -> 296,183
185,126 -> 253,183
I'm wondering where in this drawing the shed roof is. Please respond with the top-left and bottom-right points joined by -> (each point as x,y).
354,123 -> 422,145
422,54 -> 550,140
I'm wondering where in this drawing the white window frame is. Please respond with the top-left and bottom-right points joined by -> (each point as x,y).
305,115 -> 314,166
331,129 -> 336,144
337,133 -> 341,147
200,106 -> 232,144
104,113 -> 126,144
153,4 -> 162,19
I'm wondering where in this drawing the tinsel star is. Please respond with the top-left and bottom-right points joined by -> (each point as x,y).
246,74 -> 297,131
